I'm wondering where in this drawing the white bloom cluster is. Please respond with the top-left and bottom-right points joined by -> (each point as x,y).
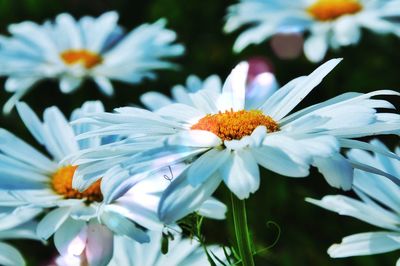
0,5 -> 399,266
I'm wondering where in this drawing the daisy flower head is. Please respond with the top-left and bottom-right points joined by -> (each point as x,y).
307,140 -> 400,265
73,58 -> 400,224
0,101 -> 226,265
56,230 -> 227,266
224,0 -> 400,62
0,11 -> 184,113
0,207 -> 41,266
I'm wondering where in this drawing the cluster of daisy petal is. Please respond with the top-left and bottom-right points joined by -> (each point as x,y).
0,1 -> 400,266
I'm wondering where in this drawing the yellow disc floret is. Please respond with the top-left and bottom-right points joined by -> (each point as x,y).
191,109 -> 279,141
52,165 -> 103,202
307,0 -> 363,21
60,49 -> 103,69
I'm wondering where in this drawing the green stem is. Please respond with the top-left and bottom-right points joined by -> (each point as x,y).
230,193 -> 255,266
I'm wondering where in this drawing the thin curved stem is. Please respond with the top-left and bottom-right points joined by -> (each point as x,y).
231,193 -> 255,266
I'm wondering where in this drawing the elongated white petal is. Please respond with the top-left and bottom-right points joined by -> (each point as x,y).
220,149 -> 260,199
313,153 -> 353,190
187,148 -> 230,185
140,91 -> 173,111
196,197 -> 227,220
167,130 -> 222,148
37,207 -> 71,240
267,59 -> 342,120
307,195 -> 400,231
217,62 -> 248,111
158,170 -> 222,224
86,222 -> 114,266
54,218 -> 87,256
0,242 -> 25,266
328,232 -> 400,258
101,211 -> 150,243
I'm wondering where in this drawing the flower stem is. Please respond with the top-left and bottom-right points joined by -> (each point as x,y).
230,193 -> 255,266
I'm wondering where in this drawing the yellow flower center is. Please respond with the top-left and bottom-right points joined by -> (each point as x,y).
51,165 -> 103,202
307,0 -> 363,21
191,109 -> 279,141
60,49 -> 103,69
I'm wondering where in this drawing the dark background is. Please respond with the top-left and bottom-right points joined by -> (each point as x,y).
0,0 -> 399,265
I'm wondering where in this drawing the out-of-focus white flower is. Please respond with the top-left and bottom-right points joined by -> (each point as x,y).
307,140 -> 400,265
225,0 -> 400,62
71,58 -> 400,224
0,207 -> 41,266
56,231 -> 228,266
140,60 -> 278,112
0,11 -> 184,113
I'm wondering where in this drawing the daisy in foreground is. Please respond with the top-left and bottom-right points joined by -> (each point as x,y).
224,0 -> 400,62
74,58 -> 400,224
56,230 -> 227,266
0,11 -> 184,113
307,140 -> 400,265
0,101 -> 225,266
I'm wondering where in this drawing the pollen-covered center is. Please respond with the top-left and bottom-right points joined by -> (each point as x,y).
51,165 -> 103,202
191,109 -> 279,141
60,49 -> 103,69
307,0 -> 362,21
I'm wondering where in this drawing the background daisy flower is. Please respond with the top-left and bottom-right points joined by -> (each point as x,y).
0,11 -> 184,113
224,0 -> 400,62
72,59 -> 400,224
307,140 -> 400,265
56,230 -> 228,266
140,58 -> 278,111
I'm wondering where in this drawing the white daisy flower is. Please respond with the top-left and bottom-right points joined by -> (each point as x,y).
0,101 -> 226,265
73,58 -> 400,224
307,140 -> 400,265
56,230 -> 228,266
0,207 -> 41,266
0,11 -> 184,113
224,0 -> 400,62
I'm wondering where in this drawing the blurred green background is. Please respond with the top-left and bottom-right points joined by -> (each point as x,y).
0,0 -> 399,265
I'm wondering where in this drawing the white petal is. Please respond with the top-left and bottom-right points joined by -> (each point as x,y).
197,197 -> 227,220
60,76 -> 83,94
220,149 -> 260,199
94,77 -> 114,96
86,222 -> 114,266
252,145 -> 309,177
217,62 -> 248,111
54,218 -> 87,256
328,232 -> 400,258
313,153 -> 353,190
167,130 -> 222,148
37,207 -> 71,240
303,34 -> 328,63
16,102 -> 45,145
140,91 -> 173,111
0,129 -> 56,173
333,17 -> 361,46
158,170 -> 222,224
101,211 -> 150,243
266,58 -> 342,120
43,106 -> 79,160
187,148 -> 230,185
0,242 -> 25,266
